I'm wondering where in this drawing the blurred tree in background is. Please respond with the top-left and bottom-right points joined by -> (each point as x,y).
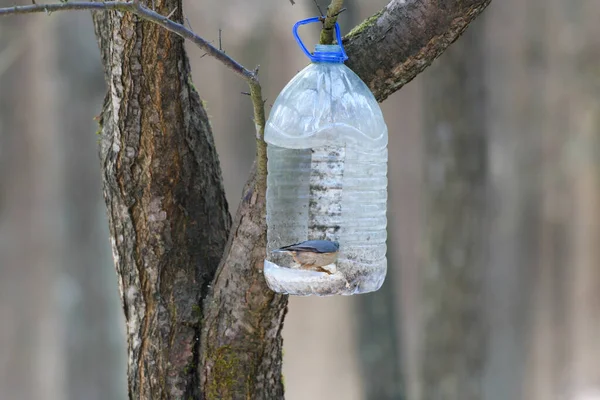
0,2 -> 125,399
419,17 -> 487,400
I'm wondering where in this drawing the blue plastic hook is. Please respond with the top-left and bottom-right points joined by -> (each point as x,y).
292,17 -> 348,63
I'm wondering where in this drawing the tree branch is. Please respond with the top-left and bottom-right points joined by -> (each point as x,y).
0,1 -> 256,83
249,81 -> 268,190
344,0 -> 492,101
0,0 -> 269,199
319,0 -> 344,45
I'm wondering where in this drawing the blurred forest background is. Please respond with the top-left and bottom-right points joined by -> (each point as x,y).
0,0 -> 599,399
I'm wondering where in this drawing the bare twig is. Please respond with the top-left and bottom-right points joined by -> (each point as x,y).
319,0 -> 344,45
0,0 -> 268,179
318,7 -> 346,23
218,28 -> 222,51
0,1 -> 256,82
312,0 -> 324,17
331,7 -> 346,18
165,6 -> 176,20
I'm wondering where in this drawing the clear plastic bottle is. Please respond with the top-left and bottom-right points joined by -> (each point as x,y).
264,19 -> 388,296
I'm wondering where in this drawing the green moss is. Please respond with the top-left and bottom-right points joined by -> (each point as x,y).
187,76 -> 197,92
94,117 -> 103,144
346,9 -> 384,39
169,303 -> 178,320
183,360 -> 194,375
94,114 -> 103,136
192,304 -> 202,320
207,346 -> 245,400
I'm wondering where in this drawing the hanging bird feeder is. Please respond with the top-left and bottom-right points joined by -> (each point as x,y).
263,17 -> 388,296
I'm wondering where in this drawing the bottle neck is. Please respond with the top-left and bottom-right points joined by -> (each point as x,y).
312,44 -> 346,63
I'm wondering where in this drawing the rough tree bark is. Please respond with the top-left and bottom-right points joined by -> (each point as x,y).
92,3 -> 231,398
90,0 -> 491,398
344,0 -> 491,102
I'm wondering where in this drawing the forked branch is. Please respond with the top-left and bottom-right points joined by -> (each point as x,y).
319,0 -> 344,44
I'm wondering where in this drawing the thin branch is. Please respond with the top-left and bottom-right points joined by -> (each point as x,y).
330,8 -> 346,18
319,0 -> 344,45
249,80 -> 267,190
165,6 -> 176,20
0,0 -> 269,179
0,1 -> 122,13
312,0 -> 324,17
0,1 -> 256,83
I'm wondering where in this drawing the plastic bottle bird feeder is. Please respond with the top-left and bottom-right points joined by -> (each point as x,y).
263,17 -> 388,296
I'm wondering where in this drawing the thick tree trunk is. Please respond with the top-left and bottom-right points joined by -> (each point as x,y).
92,1 -> 231,397
199,169 -> 288,399
91,0 -> 491,398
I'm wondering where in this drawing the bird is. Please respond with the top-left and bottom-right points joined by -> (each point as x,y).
272,240 -> 339,274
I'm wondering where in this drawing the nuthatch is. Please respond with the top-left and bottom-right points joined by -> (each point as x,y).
272,240 -> 339,274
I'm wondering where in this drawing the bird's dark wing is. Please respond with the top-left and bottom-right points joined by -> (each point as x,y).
277,240 -> 339,253
280,243 -> 318,252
